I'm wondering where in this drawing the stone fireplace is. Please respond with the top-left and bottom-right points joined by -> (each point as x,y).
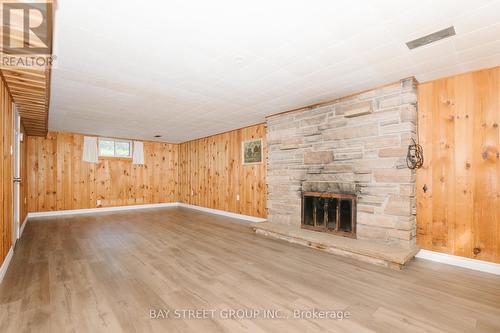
265,78 -> 418,249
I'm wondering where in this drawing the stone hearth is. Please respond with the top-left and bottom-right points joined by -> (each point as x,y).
253,222 -> 419,269
265,78 -> 418,253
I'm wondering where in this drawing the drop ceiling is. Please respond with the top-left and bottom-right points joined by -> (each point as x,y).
49,0 -> 500,143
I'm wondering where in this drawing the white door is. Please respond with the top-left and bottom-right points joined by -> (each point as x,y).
13,106 -> 21,243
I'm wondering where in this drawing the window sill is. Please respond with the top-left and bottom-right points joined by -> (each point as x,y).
98,156 -> 132,162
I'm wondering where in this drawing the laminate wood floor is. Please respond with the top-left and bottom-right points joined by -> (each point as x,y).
1,207 -> 499,333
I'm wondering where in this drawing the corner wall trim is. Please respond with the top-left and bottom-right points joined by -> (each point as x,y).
19,216 -> 28,238
178,203 -> 267,223
27,202 -> 180,218
0,247 -> 14,284
416,249 -> 500,276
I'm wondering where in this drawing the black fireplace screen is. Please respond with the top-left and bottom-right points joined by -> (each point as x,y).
302,192 -> 356,238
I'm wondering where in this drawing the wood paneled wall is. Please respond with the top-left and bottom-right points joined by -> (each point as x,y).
417,66 -> 500,263
27,132 -> 179,212
1,76 -> 14,267
27,126 -> 267,218
179,124 -> 267,218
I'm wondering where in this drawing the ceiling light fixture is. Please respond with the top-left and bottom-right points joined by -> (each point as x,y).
406,26 -> 456,50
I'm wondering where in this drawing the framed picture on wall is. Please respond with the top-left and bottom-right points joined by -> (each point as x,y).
242,138 -> 263,165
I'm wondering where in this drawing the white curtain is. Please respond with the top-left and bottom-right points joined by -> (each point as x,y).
82,136 -> 98,163
133,141 -> 145,165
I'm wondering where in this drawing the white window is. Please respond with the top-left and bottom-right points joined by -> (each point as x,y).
98,138 -> 132,158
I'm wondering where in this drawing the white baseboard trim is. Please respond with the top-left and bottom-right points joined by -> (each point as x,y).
0,247 -> 14,284
26,202 -> 267,223
416,249 -> 500,276
27,202 -> 180,218
178,203 -> 266,223
19,216 -> 28,238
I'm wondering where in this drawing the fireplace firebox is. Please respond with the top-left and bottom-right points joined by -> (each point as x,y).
301,192 -> 356,238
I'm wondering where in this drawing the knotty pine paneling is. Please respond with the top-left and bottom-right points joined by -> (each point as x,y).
179,124 -> 267,218
417,66 -> 500,263
27,132 -> 179,212
1,75 -> 14,267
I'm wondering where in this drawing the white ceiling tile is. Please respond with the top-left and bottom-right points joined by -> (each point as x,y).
454,23 -> 500,51
372,55 -> 414,76
457,40 -> 500,63
458,52 -> 500,73
413,54 -> 458,75
282,57 -> 325,77
359,42 -> 409,65
49,0 -> 500,142
454,0 -> 500,33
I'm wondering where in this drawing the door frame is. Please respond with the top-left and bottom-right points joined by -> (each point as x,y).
12,105 -> 21,243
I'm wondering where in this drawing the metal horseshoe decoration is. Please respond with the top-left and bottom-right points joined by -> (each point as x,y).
406,138 -> 424,169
